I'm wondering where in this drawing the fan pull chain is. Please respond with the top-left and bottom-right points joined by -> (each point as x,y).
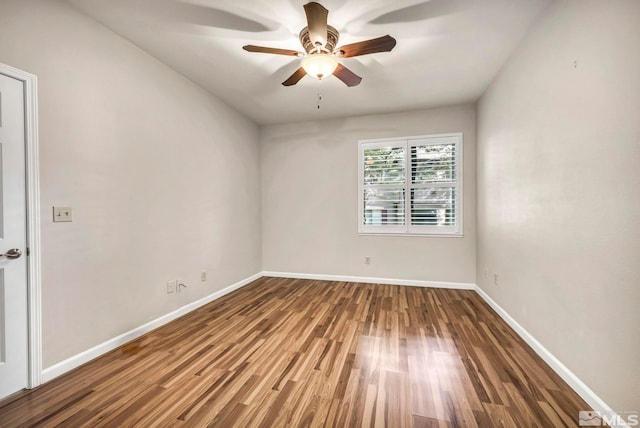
317,93 -> 322,109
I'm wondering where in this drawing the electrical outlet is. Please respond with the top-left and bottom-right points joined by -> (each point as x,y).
201,271 -> 207,282
167,280 -> 177,294
494,273 -> 499,286
364,256 -> 371,264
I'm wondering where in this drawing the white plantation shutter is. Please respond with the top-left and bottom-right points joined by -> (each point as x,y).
361,141 -> 406,233
359,134 -> 462,236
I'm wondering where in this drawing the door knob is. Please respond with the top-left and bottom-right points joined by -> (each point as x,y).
1,248 -> 22,259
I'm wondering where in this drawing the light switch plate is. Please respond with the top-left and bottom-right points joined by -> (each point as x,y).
53,206 -> 72,222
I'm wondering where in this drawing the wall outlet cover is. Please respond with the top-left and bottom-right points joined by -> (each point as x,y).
167,280 -> 177,294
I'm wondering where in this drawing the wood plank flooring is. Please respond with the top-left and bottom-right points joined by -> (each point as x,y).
0,277 -> 592,427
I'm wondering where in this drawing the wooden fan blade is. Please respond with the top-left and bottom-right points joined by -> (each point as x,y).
333,63 -> 362,87
282,67 -> 307,86
243,45 -> 302,56
335,35 -> 397,58
304,2 -> 328,47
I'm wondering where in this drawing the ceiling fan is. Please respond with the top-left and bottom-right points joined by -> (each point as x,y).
242,2 -> 396,87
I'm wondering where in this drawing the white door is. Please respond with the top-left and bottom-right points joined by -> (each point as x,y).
0,72 -> 28,399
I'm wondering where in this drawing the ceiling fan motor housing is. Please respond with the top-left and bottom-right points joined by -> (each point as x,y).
299,25 -> 340,54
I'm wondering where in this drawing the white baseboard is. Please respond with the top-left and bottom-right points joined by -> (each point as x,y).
474,285 -> 626,426
41,272 -> 262,383
262,271 -> 475,290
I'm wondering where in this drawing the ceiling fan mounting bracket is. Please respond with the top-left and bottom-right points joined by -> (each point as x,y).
299,25 -> 340,54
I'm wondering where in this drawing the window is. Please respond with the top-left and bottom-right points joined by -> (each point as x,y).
358,134 -> 462,236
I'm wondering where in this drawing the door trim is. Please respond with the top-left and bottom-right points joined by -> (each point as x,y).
0,62 -> 42,389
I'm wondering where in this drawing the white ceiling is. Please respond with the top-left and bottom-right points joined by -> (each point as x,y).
64,0 -> 551,125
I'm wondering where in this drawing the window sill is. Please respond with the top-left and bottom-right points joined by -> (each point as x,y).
358,232 -> 464,238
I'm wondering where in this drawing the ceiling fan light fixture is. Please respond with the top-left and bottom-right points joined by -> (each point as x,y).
301,53 -> 338,80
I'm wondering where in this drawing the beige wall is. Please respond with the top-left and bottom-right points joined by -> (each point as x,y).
0,0 -> 262,367
261,106 -> 476,283
477,0 -> 640,411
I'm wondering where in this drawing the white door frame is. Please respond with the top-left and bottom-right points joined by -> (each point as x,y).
0,62 -> 42,389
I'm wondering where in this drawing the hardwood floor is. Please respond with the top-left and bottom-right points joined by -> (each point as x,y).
0,277 -> 591,427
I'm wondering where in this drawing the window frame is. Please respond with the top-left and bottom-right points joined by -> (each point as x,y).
358,133 -> 463,237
